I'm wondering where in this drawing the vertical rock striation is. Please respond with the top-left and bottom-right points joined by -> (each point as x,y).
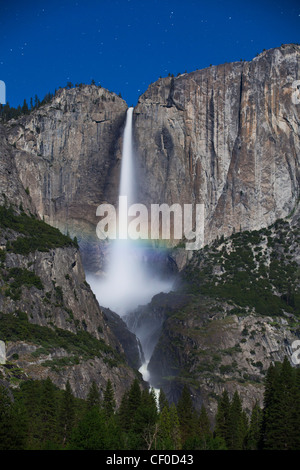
133,44 -> 300,244
5,85 -> 128,272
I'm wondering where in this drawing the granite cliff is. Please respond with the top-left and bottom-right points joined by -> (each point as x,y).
3,85 -> 128,274
4,44 -> 300,268
146,211 -> 300,417
134,43 -> 300,245
0,112 -> 142,403
0,44 -> 299,412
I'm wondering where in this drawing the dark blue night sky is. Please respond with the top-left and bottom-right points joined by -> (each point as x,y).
0,0 -> 299,107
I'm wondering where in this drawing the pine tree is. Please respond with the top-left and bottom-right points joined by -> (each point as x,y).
246,401 -> 263,450
10,399 -> 28,449
176,385 -> 198,446
157,404 -> 172,450
291,367 -> 300,449
104,413 -> 124,450
86,381 -> 101,409
169,402 -> 182,450
241,410 -> 249,448
103,380 -> 116,418
116,380 -> 144,450
158,389 -> 169,412
127,379 -> 142,419
117,379 -> 142,434
0,385 -> 14,449
262,357 -> 295,450
157,401 -> 181,450
260,361 -> 279,449
59,380 -> 75,446
214,390 -> 230,447
34,94 -> 40,109
18,380 -> 43,449
22,99 -> 29,115
227,391 -> 247,450
118,390 -> 130,432
40,377 -> 59,448
0,385 -> 28,450
68,407 -> 107,450
198,404 -> 211,436
134,388 -> 158,449
197,404 -> 212,448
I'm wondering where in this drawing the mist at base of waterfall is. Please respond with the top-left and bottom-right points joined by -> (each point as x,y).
86,239 -> 174,316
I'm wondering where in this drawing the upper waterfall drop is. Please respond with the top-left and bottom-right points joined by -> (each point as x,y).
119,106 -> 134,205
87,107 -> 173,317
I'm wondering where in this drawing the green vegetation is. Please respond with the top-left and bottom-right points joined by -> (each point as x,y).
4,267 -> 43,300
182,220 -> 300,317
0,358 -> 298,450
0,91 -> 56,122
0,311 -> 123,367
0,206 -> 76,254
5,267 -> 43,290
0,248 -> 6,263
212,357 -> 300,450
0,80 -> 105,123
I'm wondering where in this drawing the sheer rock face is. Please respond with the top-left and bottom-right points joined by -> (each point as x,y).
133,44 -> 300,244
1,44 -> 300,407
4,45 -> 300,257
5,85 -> 128,272
0,225 -> 139,404
0,87 -> 140,402
148,307 -> 298,417
0,125 -> 36,214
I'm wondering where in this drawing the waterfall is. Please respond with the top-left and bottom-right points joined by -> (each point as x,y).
87,107 -> 173,388
119,107 -> 134,205
88,107 -> 172,315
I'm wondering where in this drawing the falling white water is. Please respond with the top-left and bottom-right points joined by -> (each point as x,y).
88,107 -> 172,316
139,360 -> 160,407
119,107 -> 134,206
87,107 -> 173,387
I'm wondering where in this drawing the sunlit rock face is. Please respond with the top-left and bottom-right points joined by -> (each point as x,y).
133,44 -> 300,245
